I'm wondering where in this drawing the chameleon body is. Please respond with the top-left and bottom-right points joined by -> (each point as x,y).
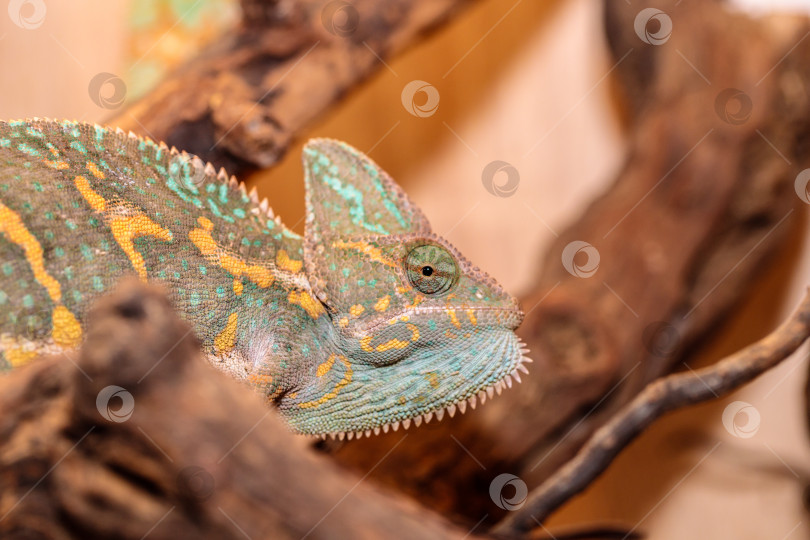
0,119 -> 528,438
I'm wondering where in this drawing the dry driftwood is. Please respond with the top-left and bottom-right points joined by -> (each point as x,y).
0,280 -> 480,540
495,290 -> 810,534
329,0 -> 810,526
110,0 -> 476,177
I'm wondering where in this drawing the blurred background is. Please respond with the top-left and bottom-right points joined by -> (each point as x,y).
1,0 -> 809,537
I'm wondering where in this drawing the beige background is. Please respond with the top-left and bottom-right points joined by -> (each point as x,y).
1,0 -> 808,537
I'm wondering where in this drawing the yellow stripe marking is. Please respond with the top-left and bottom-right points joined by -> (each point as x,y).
74,175 -> 173,281
189,216 -> 275,293
51,305 -> 82,348
44,160 -> 69,170
288,289 -> 325,319
448,309 -> 462,329
298,354 -> 352,409
214,312 -> 239,354
374,295 -> 390,312
332,240 -> 397,267
86,161 -> 105,179
360,323 -> 419,352
0,202 -> 62,302
0,202 -> 83,348
74,175 -> 105,211
2,338 -> 38,368
276,249 -> 303,273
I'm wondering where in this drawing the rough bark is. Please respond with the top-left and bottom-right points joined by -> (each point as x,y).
109,0 -> 476,177
0,280 -> 481,540
330,0 -> 810,526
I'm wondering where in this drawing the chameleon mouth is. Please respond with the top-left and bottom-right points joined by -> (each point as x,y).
317,338 -> 531,441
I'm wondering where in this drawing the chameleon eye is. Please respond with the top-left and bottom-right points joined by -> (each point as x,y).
405,244 -> 459,296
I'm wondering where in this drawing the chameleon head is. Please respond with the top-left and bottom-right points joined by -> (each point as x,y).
277,139 -> 528,438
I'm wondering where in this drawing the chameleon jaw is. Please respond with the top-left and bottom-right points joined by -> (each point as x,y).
315,339 -> 532,441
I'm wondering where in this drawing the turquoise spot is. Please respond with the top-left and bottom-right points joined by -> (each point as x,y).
17,143 -> 41,157
72,290 -> 82,302
181,259 -> 189,271
66,220 -> 77,231
45,212 -> 54,220
80,244 -> 93,260
0,139 -> 10,148
1,263 -> 12,276
70,140 -> 88,154
65,267 -> 74,280
92,276 -> 104,291
233,208 -> 246,219
190,292 -> 201,306
207,198 -> 224,217
428,319 -> 438,331
32,182 -> 43,192
54,247 -> 65,257
22,295 -> 33,308
341,268 -> 350,278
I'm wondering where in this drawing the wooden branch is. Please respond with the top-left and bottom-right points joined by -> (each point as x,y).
331,0 -> 810,526
109,0 -> 476,177
0,279 -> 482,539
493,290 -> 810,535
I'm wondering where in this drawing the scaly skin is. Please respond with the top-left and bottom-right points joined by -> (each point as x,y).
0,119 -> 528,438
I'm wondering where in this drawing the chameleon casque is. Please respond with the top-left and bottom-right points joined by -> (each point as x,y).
0,119 -> 529,439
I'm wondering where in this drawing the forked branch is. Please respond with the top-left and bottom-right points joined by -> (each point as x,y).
493,289 -> 810,535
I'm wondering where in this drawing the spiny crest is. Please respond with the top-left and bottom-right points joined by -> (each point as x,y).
14,118 -> 284,228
